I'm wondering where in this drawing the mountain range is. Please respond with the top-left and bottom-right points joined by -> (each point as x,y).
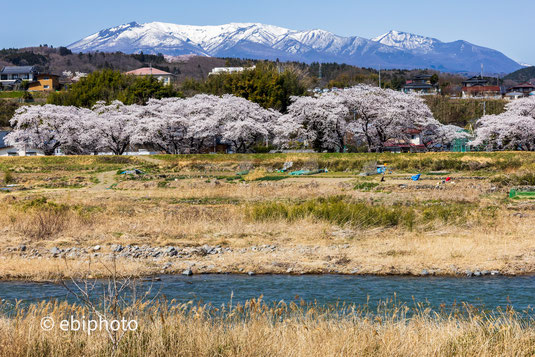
68,22 -> 523,74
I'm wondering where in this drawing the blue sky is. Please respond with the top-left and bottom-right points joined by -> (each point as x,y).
2,0 -> 534,64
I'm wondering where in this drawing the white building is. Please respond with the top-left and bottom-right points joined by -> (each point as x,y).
0,130 -> 45,156
0,66 -> 37,90
208,66 -> 256,76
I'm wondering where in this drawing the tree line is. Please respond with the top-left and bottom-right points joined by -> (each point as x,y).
6,85 -> 466,155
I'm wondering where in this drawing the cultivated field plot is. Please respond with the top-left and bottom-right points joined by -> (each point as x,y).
1,152 -> 535,280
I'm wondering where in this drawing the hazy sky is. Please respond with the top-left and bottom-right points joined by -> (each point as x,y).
2,0 -> 534,64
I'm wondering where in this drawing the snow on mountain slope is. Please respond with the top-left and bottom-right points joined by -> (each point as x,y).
372,30 -> 437,52
68,22 -> 523,73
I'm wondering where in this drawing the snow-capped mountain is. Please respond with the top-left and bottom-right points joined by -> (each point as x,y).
68,22 -> 522,73
372,30 -> 437,52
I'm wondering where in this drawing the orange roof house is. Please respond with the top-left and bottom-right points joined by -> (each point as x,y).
125,67 -> 174,86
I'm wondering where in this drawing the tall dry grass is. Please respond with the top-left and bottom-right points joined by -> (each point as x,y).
0,299 -> 534,356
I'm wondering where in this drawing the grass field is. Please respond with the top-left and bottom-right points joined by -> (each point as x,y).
0,152 -> 534,279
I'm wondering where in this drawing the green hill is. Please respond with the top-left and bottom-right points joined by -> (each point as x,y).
504,66 -> 535,82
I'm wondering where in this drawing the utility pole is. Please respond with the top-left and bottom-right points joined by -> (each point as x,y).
378,64 -> 381,88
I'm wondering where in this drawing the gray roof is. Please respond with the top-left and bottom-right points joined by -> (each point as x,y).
0,131 -> 9,149
403,83 -> 435,89
1,66 -> 35,74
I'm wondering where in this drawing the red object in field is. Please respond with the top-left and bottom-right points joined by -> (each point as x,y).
446,177 -> 451,182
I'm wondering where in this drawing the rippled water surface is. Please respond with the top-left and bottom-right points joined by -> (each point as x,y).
1,275 -> 534,312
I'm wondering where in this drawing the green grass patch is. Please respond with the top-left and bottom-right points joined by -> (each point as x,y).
0,91 -> 24,98
492,173 -> 535,187
150,152 -> 528,174
246,196 -> 491,230
255,175 -> 288,181
0,156 -> 151,173
353,182 -> 379,191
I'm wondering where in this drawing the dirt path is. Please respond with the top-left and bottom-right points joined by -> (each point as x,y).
88,170 -> 117,191
136,155 -> 166,165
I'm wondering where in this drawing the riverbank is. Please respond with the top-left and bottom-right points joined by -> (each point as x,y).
0,236 -> 530,281
2,153 -> 535,281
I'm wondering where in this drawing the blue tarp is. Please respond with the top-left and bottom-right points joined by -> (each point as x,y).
411,174 -> 421,181
120,169 -> 144,175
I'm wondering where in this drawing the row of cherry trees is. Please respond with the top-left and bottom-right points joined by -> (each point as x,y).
275,86 -> 465,152
6,86 -> 465,155
471,97 -> 535,150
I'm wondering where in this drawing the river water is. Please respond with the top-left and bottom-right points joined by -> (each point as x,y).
1,274 -> 534,312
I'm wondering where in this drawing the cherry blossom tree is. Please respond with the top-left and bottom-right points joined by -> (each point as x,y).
91,101 -> 142,155
342,86 -> 437,151
276,85 -> 439,152
62,70 -> 88,82
471,97 -> 535,150
471,113 -> 535,150
505,96 -> 535,118
135,95 -> 278,154
422,123 -> 470,150
215,95 -> 278,152
5,104 -> 92,155
134,98 -> 190,154
275,95 -> 349,152
6,86 -> 464,155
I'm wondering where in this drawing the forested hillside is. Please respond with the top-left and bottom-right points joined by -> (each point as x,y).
0,46 -> 465,89
0,46 -> 512,128
504,66 -> 535,83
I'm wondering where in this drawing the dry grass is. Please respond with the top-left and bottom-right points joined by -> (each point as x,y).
1,299 -> 534,356
0,153 -> 535,279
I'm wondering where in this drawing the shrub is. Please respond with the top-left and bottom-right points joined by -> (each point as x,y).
16,197 -> 70,240
2,169 -> 14,185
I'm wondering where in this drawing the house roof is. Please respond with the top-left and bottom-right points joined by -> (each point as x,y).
404,128 -> 422,134
463,76 -> 488,84
125,67 -> 172,76
462,86 -> 501,92
1,66 -> 35,74
412,74 -> 432,79
508,82 -> 535,90
403,83 -> 435,89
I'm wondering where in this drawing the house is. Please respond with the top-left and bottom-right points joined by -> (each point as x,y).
506,82 -> 535,98
462,75 -> 489,88
208,66 -> 256,76
125,67 -> 174,86
402,74 -> 438,95
462,85 -> 501,98
0,130 -> 44,156
0,66 -> 37,90
505,92 -> 524,100
461,75 -> 501,98
28,74 -> 60,91
383,129 -> 427,153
